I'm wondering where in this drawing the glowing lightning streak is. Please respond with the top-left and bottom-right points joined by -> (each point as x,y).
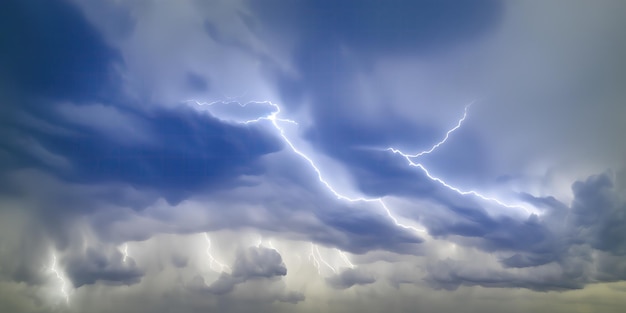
307,243 -> 321,274
50,254 -> 69,304
259,237 -> 279,252
308,243 -> 337,274
122,243 -> 129,263
390,152 -> 532,213
387,102 -> 471,158
203,233 -> 231,272
267,102 -> 534,215
268,240 -> 277,251
315,245 -> 337,273
382,104 -> 533,214
336,249 -> 355,269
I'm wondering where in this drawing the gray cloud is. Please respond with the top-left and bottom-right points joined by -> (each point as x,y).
232,246 -> 287,278
422,171 -> 626,291
326,268 -> 376,289
569,172 -> 626,254
65,246 -> 143,287
190,246 -> 288,295
187,246 -> 304,304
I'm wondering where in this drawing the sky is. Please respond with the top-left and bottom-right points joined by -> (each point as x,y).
1,0 -> 626,312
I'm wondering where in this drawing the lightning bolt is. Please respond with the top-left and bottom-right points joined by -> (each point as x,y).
309,246 -> 354,273
308,243 -> 337,274
256,237 -> 279,252
336,249 -> 355,269
314,245 -> 337,274
50,254 -> 69,304
386,102 -> 471,158
382,104 -> 534,214
121,243 -> 129,263
388,152 -> 533,213
267,240 -> 278,251
307,243 -> 321,274
203,233 -> 231,273
187,98 -> 535,261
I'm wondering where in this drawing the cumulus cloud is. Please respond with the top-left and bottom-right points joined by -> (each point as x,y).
569,172 -> 626,254
65,246 -> 143,287
326,268 -> 376,289
187,246 -> 303,303
231,246 -> 288,278
191,246 -> 288,295
421,171 -> 626,291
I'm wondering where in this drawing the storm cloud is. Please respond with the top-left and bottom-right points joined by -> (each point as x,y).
1,0 -> 625,312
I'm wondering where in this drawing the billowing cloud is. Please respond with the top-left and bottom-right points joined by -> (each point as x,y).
65,245 -> 143,287
327,268 -> 376,289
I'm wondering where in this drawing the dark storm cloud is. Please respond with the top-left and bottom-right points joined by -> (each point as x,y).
0,0 -> 281,207
2,103 -> 282,205
569,172 -> 626,255
248,0 -> 503,115
2,1 -> 626,311
247,1 -> 626,293
0,0 -> 121,102
250,0 -> 502,56
0,0 -> 123,181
